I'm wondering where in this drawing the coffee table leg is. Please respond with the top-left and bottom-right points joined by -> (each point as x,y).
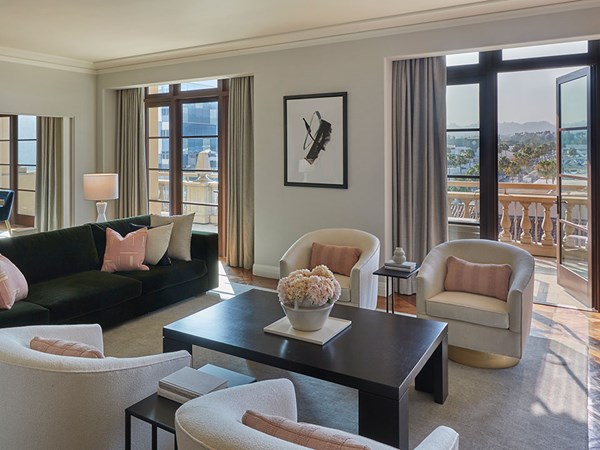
163,336 -> 193,354
385,276 -> 390,313
358,389 -> 408,450
415,334 -> 448,404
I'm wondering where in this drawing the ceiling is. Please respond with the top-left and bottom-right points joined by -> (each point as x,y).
0,0 -> 590,67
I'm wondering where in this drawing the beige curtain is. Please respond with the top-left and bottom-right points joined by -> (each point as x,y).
116,88 -> 148,218
392,57 -> 448,294
227,76 -> 254,269
35,117 -> 63,232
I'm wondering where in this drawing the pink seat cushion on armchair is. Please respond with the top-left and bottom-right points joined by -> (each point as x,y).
0,254 -> 28,310
444,255 -> 512,301
101,227 -> 149,273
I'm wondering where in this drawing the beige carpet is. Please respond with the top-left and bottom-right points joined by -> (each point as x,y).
103,287 -> 588,450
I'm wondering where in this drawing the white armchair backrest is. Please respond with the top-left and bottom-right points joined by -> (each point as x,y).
280,228 -> 380,278
0,324 -> 191,450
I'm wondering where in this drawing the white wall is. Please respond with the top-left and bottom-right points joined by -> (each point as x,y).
95,6 -> 600,277
0,61 -> 97,225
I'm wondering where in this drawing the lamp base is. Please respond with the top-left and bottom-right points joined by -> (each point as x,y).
95,201 -> 108,222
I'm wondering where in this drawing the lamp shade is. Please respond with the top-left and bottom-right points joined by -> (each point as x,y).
83,173 -> 119,201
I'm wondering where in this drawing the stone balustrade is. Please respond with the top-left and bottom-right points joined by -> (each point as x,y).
448,180 -> 586,258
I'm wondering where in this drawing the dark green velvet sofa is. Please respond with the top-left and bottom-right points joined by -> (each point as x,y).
0,215 -> 218,329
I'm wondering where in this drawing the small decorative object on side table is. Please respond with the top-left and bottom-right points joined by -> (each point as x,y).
373,263 -> 420,314
125,364 -> 255,450
277,265 -> 341,331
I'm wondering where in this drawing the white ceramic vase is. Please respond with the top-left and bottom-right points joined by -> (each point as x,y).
281,302 -> 334,331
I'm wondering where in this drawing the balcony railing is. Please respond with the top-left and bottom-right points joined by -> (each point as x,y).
448,180 -> 587,257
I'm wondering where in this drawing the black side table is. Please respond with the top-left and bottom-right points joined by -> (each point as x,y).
125,364 -> 256,450
373,265 -> 420,314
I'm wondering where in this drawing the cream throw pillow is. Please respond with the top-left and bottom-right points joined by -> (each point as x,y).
150,213 -> 194,261
144,223 -> 174,265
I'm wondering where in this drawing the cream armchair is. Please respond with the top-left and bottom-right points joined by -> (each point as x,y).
280,229 -> 380,309
0,324 -> 191,450
175,378 -> 459,450
417,240 -> 534,368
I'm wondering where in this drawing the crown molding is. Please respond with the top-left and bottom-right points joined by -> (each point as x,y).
94,0 -> 597,73
0,46 -> 94,74
0,0 -> 597,75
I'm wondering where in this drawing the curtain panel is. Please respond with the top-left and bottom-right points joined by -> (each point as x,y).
227,76 -> 254,269
392,57 -> 448,294
116,88 -> 148,218
35,117 -> 63,232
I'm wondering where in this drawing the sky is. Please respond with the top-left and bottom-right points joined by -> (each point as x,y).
447,66 -> 585,127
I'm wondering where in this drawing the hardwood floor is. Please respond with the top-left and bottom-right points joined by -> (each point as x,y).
222,261 -> 600,448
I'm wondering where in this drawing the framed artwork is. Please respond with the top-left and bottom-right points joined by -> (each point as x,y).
284,92 -> 347,188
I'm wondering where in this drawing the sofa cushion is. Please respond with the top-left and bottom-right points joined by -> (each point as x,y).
89,215 -> 151,266
150,213 -> 195,261
0,225 -> 100,284
427,290 -> 509,329
25,271 -> 142,323
0,301 -> 49,328
0,254 -> 28,310
119,259 -> 207,294
101,228 -> 149,273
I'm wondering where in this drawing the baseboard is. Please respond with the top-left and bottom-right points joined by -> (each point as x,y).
253,264 -> 280,279
378,280 -> 387,297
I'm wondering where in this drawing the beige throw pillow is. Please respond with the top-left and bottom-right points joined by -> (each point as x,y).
144,223 -> 174,265
150,213 -> 194,261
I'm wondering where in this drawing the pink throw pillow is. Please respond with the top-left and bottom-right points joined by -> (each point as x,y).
444,256 -> 512,301
30,337 -> 104,359
0,254 -> 28,310
242,410 -> 370,450
101,227 -> 149,273
309,243 -> 362,277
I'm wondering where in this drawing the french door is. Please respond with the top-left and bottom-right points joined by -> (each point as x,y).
556,68 -> 592,307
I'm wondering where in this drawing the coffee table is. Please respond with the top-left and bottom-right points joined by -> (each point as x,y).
163,289 -> 448,450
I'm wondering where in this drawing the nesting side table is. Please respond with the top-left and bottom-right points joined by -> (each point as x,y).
373,265 -> 419,314
125,364 -> 255,450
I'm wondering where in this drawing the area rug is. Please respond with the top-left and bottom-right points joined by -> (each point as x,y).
103,288 -> 588,450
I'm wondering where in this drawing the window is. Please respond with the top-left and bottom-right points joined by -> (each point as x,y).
145,80 -> 228,253
0,115 -> 37,227
502,41 -> 588,61
446,52 -> 479,67
446,84 -> 480,228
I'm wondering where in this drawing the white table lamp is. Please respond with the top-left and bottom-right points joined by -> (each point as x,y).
83,173 -> 119,222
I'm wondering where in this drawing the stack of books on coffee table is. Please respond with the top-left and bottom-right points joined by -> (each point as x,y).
158,367 -> 228,404
384,260 -> 417,272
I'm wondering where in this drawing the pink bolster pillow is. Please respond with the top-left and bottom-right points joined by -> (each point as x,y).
30,337 -> 105,359
242,410 -> 370,450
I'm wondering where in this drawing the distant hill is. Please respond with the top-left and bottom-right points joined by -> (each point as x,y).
498,121 -> 555,135
448,121 -> 555,135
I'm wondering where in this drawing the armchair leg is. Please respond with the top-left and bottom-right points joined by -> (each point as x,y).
448,345 -> 520,369
4,220 -> 11,236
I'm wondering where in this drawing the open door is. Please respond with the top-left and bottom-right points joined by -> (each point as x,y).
556,68 -> 592,308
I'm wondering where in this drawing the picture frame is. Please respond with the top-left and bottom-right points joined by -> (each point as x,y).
284,92 -> 347,188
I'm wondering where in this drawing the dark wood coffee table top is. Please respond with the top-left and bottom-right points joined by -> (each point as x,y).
163,289 -> 447,400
